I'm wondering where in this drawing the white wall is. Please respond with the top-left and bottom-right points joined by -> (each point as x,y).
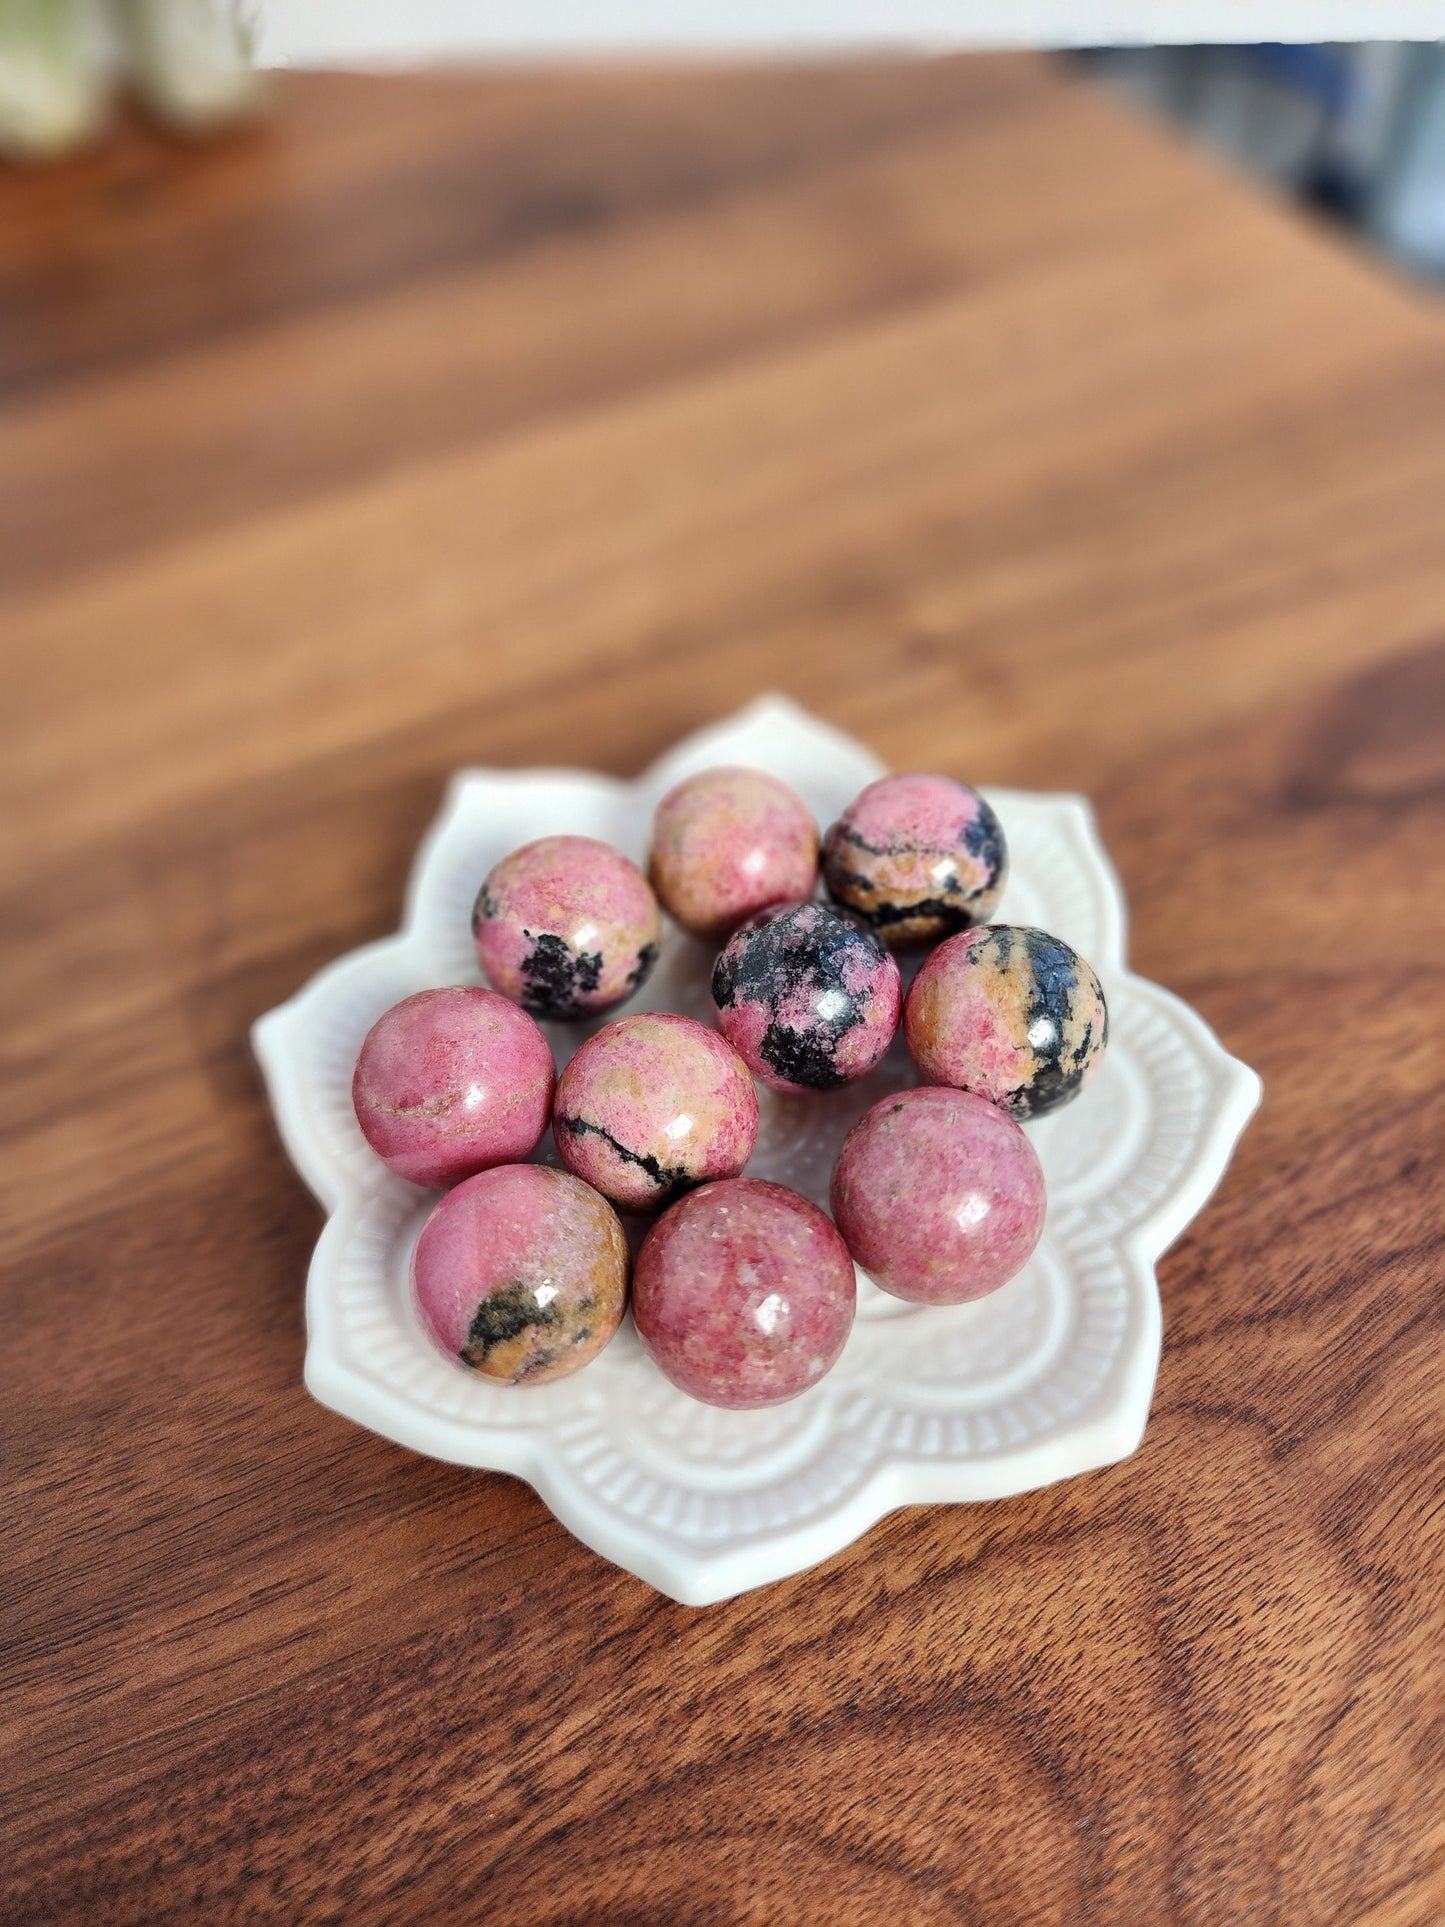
257,2 -> 1445,70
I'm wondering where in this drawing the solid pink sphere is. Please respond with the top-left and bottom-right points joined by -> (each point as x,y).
553,1013 -> 759,1213
352,987 -> 555,1187
830,1086 -> 1045,1304
649,766 -> 819,938
632,1178 -> 856,1409
411,1164 -> 629,1384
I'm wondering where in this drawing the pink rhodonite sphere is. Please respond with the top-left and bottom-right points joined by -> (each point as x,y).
649,766 -> 819,938
472,834 -> 661,1020
711,900 -> 901,1093
352,987 -> 555,1187
632,1178 -> 856,1409
830,1087 -> 1045,1304
553,1013 -> 759,1213
904,924 -> 1108,1120
823,771 -> 1007,946
411,1164 -> 629,1384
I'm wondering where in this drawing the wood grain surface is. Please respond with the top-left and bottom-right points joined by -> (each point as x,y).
3,54 -> 1443,1926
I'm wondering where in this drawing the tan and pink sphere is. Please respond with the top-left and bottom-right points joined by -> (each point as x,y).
649,766 -> 819,938
348,755 -> 1107,1407
554,1013 -> 758,1212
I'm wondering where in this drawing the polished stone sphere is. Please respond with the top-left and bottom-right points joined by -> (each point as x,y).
352,986 -> 555,1187
711,900 -> 901,1093
831,1086 -> 1045,1303
632,1178 -> 855,1409
823,771 -> 1007,946
649,766 -> 818,938
905,924 -> 1107,1119
411,1164 -> 629,1385
553,1012 -> 758,1213
472,834 -> 660,1020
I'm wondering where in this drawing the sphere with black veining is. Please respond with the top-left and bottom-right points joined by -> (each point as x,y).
823,772 -> 1007,946
553,1013 -> 759,1214
410,1164 -> 629,1385
472,834 -> 661,1020
904,924 -> 1108,1119
710,900 -> 901,1095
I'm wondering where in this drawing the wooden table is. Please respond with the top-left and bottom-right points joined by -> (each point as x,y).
4,54 -> 1442,1925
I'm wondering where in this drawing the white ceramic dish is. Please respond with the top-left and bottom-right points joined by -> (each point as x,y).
253,698 -> 1260,1606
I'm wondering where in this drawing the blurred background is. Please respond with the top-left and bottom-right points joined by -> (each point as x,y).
1084,42 -> 1445,280
3,9 -> 1445,277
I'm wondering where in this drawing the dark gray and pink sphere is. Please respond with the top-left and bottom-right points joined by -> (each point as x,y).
711,900 -> 901,1094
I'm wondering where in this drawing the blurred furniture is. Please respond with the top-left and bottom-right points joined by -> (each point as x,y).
0,0 -> 262,160
2,54 -> 1442,1925
1087,41 -> 1445,277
